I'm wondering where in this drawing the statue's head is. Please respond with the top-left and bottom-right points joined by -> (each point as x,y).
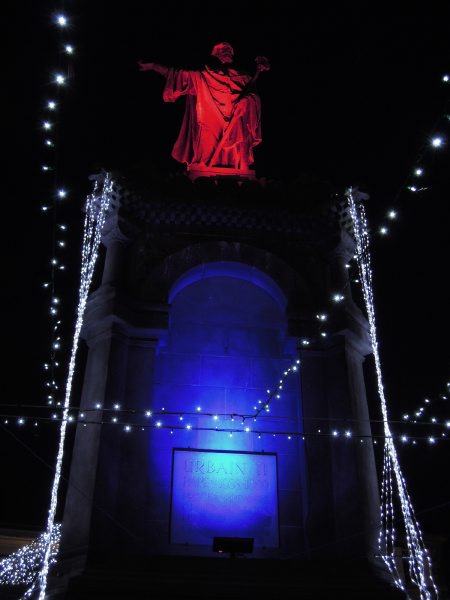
211,42 -> 234,64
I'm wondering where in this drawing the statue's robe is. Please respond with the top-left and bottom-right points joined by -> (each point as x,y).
162,66 -> 262,169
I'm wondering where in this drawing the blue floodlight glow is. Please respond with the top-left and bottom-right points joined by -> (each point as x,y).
170,449 -> 279,548
146,264 -> 305,556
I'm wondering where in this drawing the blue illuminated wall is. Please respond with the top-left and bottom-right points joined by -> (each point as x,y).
148,262 -> 306,556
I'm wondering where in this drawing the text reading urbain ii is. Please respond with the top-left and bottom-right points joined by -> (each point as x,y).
183,458 -> 270,491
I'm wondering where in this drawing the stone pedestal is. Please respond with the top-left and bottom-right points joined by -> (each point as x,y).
53,174 -> 385,595
187,164 -> 257,181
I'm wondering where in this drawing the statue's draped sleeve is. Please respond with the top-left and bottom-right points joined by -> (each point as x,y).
162,69 -> 200,165
163,69 -> 196,102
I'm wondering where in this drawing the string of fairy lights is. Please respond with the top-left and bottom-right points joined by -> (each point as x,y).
0,11 -> 79,597
343,72 -> 450,447
0,525 -> 61,588
0,174 -> 112,597
36,176 -> 113,599
40,12 -> 76,424
1,413 -> 448,446
1,5 -> 449,597
374,72 -> 449,238
347,188 -> 437,599
1,400 -> 449,445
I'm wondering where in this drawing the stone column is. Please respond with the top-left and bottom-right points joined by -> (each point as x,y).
57,308 -> 121,574
57,186 -> 135,573
343,334 -> 381,560
101,228 -> 130,288
300,345 -> 337,558
89,334 -> 160,559
328,228 -> 381,561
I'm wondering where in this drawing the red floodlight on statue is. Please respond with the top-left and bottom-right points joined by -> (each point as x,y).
138,44 -> 270,180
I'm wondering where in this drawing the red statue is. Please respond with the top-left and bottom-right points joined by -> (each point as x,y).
138,43 -> 270,176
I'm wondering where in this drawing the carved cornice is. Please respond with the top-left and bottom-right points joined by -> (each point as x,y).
103,173 -> 347,247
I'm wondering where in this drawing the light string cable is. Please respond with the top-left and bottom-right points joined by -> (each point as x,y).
376,72 -> 450,236
1,406 -> 449,445
397,380 -> 450,434
346,188 -> 438,599
41,9 -> 75,416
24,173 -> 114,600
1,7 -> 74,597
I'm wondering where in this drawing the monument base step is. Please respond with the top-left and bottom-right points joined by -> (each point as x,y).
44,556 -> 411,599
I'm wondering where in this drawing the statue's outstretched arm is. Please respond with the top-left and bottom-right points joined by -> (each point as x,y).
137,60 -> 170,77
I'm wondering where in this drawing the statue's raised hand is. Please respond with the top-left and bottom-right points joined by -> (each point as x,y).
138,60 -> 154,71
255,56 -> 271,72
137,61 -> 169,77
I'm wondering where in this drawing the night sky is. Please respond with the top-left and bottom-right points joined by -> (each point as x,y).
3,0 -> 450,566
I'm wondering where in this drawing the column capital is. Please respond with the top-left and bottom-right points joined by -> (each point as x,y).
88,171 -> 137,248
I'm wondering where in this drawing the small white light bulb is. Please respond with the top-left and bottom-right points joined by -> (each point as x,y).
431,136 -> 444,148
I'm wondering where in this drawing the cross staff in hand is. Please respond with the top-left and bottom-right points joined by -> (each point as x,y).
206,56 -> 271,167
